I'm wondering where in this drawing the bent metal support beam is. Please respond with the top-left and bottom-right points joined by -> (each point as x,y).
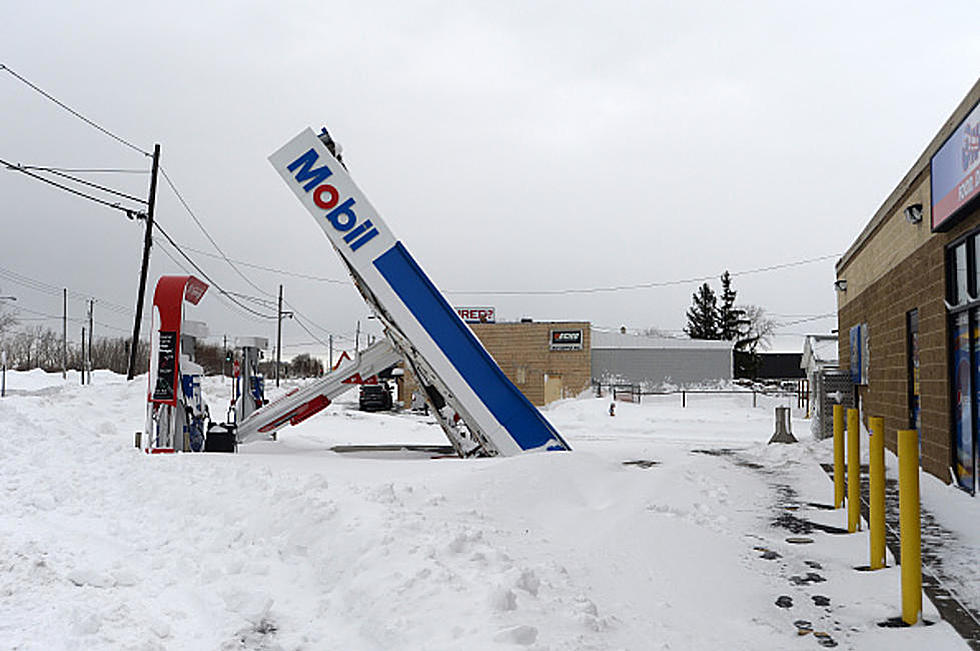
234,339 -> 401,444
268,128 -> 570,456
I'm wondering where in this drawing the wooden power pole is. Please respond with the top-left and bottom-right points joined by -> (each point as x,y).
127,143 -> 161,380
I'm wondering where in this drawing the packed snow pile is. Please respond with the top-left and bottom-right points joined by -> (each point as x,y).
0,371 -> 974,650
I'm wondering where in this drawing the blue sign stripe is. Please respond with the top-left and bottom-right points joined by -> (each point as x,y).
374,242 -> 569,452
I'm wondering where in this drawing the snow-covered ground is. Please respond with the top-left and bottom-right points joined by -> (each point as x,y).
0,371 -> 976,650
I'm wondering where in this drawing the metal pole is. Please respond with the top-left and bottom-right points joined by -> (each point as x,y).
833,404 -> 845,508
847,407 -> 861,533
127,143 -> 161,380
868,416 -> 886,570
62,288 -> 67,380
222,334 -> 227,378
276,284 -> 283,387
898,429 -> 922,625
88,300 -> 93,383
1,350 -> 6,397
329,334 -> 333,371
80,327 -> 85,385
355,320 -> 360,353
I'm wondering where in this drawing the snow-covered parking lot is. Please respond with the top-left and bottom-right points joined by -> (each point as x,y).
0,371 -> 975,650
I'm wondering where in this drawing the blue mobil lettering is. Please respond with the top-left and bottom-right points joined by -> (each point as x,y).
286,148 -> 379,252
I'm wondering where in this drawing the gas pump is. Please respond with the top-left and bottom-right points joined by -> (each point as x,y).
231,336 -> 267,425
145,276 -> 211,453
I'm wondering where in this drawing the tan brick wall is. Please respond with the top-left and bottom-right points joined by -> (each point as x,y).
837,173 -> 932,310
838,202 -> 980,482
471,322 -> 592,406
395,321 -> 591,407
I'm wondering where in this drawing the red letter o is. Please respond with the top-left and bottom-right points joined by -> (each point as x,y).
314,184 -> 339,210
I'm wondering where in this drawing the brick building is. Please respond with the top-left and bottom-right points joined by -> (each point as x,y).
397,320 -> 592,407
836,78 -> 980,493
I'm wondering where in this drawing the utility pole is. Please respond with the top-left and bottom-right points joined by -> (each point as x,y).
127,143 -> 161,381
329,335 -> 333,371
222,334 -> 227,378
87,300 -> 93,384
355,320 -> 360,354
80,327 -> 85,385
62,288 -> 67,380
274,284 -> 294,387
276,284 -> 283,387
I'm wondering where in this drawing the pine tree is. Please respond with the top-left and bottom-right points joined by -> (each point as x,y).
718,271 -> 747,341
684,283 -> 721,339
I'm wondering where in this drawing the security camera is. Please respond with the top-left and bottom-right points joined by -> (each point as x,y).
904,203 -> 923,224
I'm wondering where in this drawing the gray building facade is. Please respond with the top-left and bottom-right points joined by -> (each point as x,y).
591,331 -> 734,388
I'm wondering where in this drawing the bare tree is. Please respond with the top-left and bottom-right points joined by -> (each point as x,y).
289,353 -> 324,378
740,304 -> 777,351
0,297 -> 16,344
733,304 -> 777,378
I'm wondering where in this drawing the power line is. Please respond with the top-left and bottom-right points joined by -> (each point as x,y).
0,63 -> 150,157
170,243 -> 840,296
10,303 -> 130,334
0,263 -> 139,318
290,313 -> 332,350
22,165 -> 147,204
445,253 -> 842,296
774,313 -> 836,328
20,166 -> 148,174
1,157 -> 144,217
154,238 -> 277,326
178,244 -> 349,284
155,171 -> 346,342
152,222 -> 276,320
159,167 -> 277,299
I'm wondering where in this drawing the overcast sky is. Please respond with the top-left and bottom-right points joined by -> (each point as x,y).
2,2 -> 979,359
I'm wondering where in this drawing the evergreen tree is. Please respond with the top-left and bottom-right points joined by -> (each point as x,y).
684,283 -> 721,339
718,271 -> 747,341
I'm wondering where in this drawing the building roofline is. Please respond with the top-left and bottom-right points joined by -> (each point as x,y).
837,77 -> 980,274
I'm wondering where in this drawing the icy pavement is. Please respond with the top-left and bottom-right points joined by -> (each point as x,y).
0,372 -> 975,649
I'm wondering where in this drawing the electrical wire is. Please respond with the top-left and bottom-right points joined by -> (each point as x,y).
155,171 -> 345,342
153,242 -> 274,326
173,241 -> 840,297
0,263 -> 140,318
18,166 -> 148,174
9,303 -> 131,333
0,63 -> 150,157
444,253 -> 842,296
21,165 -> 147,204
1,157 -> 144,217
178,244 -> 349,284
151,226 -> 276,320
160,167 -> 277,299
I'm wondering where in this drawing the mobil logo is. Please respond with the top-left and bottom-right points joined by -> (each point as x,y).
285,148 -> 379,252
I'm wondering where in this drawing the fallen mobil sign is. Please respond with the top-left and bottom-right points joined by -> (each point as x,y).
269,128 -> 569,456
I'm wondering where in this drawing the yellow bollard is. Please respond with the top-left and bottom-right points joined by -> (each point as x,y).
833,404 -> 845,508
898,429 -> 922,625
868,417 -> 886,569
847,408 -> 861,532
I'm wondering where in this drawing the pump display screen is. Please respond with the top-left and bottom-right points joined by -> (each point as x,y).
153,331 -> 177,402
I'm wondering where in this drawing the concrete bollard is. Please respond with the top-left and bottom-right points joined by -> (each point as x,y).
898,429 -> 922,625
868,416 -> 886,569
833,404 -> 845,509
768,406 -> 797,444
847,408 -> 861,533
